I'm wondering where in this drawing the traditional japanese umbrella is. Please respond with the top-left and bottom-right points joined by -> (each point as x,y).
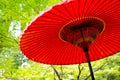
20,0 -> 120,80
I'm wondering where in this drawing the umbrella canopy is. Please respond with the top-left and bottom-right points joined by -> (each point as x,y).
20,0 -> 120,65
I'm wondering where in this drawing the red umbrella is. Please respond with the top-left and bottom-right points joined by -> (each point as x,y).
20,0 -> 120,79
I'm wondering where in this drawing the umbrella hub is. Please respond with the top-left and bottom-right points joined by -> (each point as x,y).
59,17 -> 105,47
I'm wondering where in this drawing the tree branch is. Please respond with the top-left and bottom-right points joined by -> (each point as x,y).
60,65 -> 63,79
0,34 -> 18,45
51,65 -> 62,80
77,64 -> 84,80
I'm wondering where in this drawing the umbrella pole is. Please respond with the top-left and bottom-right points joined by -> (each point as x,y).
84,47 -> 95,80
80,28 -> 95,80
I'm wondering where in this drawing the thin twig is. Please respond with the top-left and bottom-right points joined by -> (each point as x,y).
77,64 -> 84,80
54,70 -> 56,80
0,34 -> 18,45
51,65 -> 62,80
60,65 -> 63,79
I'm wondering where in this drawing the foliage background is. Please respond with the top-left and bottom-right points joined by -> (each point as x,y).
0,0 -> 120,80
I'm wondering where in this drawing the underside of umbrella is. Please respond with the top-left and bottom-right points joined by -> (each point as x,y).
20,0 -> 120,65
